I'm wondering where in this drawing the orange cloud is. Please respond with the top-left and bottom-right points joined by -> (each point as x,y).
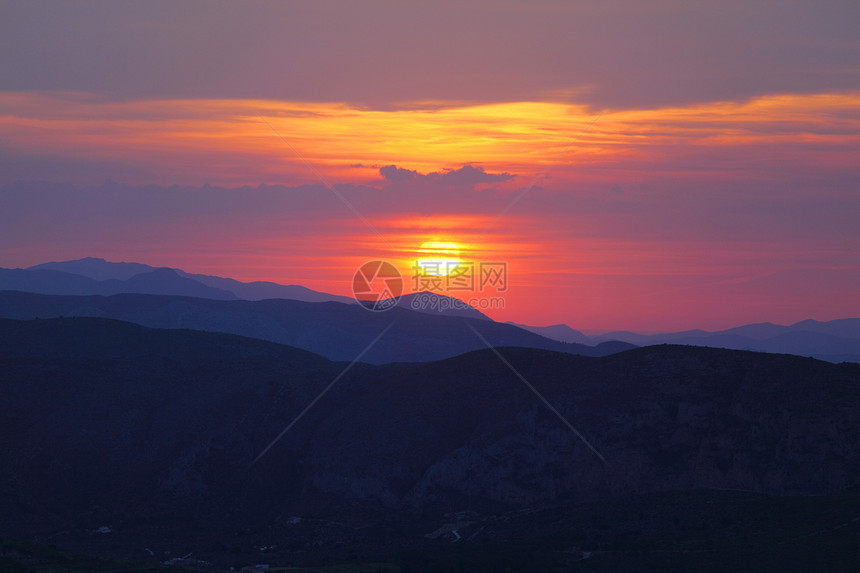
2,91 -> 858,186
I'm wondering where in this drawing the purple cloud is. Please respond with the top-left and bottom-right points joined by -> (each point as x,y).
380,165 -> 514,188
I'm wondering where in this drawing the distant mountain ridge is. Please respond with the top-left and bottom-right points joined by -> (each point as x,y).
516,318 -> 860,363
6,257 -> 860,363
175,269 -> 355,303
398,291 -> 492,320
0,291 -> 632,364
0,266 -> 238,299
508,322 -> 591,344
25,258 -> 496,313
30,256 -> 156,281
585,319 -> 860,363
21,257 -> 355,304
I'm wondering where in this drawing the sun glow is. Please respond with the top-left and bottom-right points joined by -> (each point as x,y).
414,240 -> 461,277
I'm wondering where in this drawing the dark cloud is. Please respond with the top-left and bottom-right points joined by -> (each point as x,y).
380,165 -> 514,188
379,165 -> 421,184
439,165 -> 514,186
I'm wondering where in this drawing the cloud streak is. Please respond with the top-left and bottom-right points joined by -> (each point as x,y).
1,91 -> 858,188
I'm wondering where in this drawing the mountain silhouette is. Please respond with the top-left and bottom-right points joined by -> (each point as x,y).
28,256 -> 156,281
0,266 -> 237,299
7,257 -> 860,362
23,256 -> 354,303
507,322 -> 591,344
1,317 -> 857,561
106,267 -> 239,299
398,291 -> 492,320
0,291 -> 631,363
175,269 -> 355,303
0,268 -> 107,296
520,319 -> 860,363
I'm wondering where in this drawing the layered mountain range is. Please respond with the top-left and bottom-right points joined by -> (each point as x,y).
2,257 -> 857,363
1,317 -> 858,568
2,257 -> 859,569
514,319 -> 860,364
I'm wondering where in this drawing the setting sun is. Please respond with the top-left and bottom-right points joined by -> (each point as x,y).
414,240 -> 461,276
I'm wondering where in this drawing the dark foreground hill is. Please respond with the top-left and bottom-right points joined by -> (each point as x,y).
0,290 -> 631,363
0,317 -> 858,570
2,488 -> 860,572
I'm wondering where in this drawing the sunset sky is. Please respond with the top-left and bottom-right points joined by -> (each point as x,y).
2,1 -> 859,331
